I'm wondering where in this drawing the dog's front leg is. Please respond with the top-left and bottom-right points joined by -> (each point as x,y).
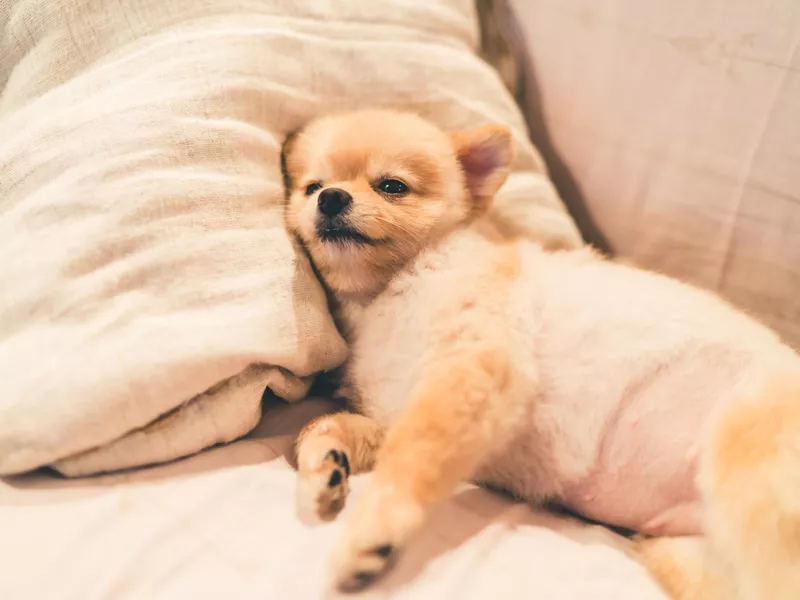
329,347 -> 525,591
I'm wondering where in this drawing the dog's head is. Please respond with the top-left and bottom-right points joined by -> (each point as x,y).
282,109 -> 513,300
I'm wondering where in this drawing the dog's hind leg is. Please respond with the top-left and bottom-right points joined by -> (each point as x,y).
638,372 -> 800,600
698,372 -> 800,600
636,535 -> 731,600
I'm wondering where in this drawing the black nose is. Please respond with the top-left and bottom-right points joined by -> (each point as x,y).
317,188 -> 352,217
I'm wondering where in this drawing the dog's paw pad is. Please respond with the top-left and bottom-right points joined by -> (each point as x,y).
296,448 -> 351,521
326,449 -> 351,476
328,468 -> 343,488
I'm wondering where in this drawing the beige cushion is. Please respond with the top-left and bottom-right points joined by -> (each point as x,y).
0,0 -> 581,476
508,0 -> 800,349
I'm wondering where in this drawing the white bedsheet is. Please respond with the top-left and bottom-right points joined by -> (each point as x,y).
0,398 -> 667,600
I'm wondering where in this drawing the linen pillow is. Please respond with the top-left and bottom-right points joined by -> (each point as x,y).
0,0 -> 581,476
507,0 -> 800,349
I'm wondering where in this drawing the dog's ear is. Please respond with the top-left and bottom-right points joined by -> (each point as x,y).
280,129 -> 301,200
450,124 -> 514,214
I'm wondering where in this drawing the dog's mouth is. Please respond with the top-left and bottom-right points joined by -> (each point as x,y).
317,225 -> 379,246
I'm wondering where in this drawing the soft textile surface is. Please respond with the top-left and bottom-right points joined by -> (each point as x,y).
0,0 -> 581,476
0,399 -> 667,600
507,0 -> 800,349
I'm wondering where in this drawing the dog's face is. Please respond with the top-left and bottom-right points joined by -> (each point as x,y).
282,110 -> 513,299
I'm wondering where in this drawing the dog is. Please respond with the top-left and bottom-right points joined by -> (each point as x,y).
282,109 -> 800,599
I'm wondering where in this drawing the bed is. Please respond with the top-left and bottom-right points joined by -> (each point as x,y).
2,0 -> 798,598
1,396 -> 666,599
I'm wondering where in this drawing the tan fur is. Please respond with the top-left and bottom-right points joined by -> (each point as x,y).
493,240 -> 522,279
712,375 -> 800,475
636,536 -> 729,600
284,110 -> 800,597
698,373 -> 800,600
297,412 -> 386,476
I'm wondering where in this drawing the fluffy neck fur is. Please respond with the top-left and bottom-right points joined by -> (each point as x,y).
322,218 -> 505,339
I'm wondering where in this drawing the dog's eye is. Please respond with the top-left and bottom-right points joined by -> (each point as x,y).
377,179 -> 409,196
305,182 -> 323,196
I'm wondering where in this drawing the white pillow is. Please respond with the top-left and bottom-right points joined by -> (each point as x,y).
0,0 -> 581,476
508,0 -> 800,348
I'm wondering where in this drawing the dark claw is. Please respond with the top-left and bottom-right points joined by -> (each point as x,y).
353,571 -> 376,586
372,544 -> 394,558
328,469 -> 343,488
340,452 -> 350,477
327,449 -> 341,463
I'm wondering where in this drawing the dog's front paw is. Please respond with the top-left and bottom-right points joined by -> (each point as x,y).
332,540 -> 397,592
330,482 -> 425,592
297,441 -> 352,522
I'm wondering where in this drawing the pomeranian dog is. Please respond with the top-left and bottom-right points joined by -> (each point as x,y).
282,109 -> 800,599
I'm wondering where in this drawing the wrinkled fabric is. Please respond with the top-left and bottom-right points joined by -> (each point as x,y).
508,0 -> 800,349
0,398 -> 667,600
0,0 -> 580,476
